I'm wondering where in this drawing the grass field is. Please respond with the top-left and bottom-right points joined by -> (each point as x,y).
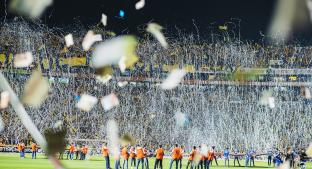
0,153 -> 311,169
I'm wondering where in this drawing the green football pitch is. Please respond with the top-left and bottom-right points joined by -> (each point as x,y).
0,153 -> 311,169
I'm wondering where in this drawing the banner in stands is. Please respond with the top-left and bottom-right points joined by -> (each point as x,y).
0,51 -> 226,74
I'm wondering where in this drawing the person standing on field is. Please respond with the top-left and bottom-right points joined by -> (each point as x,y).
130,146 -> 136,169
223,148 -> 230,167
31,142 -> 37,159
178,145 -> 184,169
154,145 -> 164,169
102,143 -> 111,169
186,146 -> 196,169
169,144 -> 181,169
122,145 -> 130,169
136,145 -> 145,169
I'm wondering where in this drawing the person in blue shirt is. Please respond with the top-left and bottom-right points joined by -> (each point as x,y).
245,149 -> 253,167
273,152 -> 283,167
267,148 -> 273,166
249,149 -> 256,167
223,148 -> 230,167
233,148 -> 241,167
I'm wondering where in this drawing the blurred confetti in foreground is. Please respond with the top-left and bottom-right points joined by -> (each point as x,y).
91,35 -> 138,70
135,0 -> 145,10
0,91 -> 10,109
76,94 -> 98,112
101,14 -> 108,26
64,34 -> 74,47
199,144 -> 208,157
147,23 -> 168,49
101,93 -> 119,111
13,52 -> 33,68
119,10 -> 125,18
269,0 -> 309,42
160,69 -> 186,90
10,0 -> 53,18
107,120 -> 119,158
22,70 -> 50,108
277,161 -> 290,169
82,31 -> 103,51
120,134 -> 135,146
307,0 -> 312,21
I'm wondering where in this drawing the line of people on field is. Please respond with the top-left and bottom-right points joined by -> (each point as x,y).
60,142 -> 89,160
16,141 -> 38,159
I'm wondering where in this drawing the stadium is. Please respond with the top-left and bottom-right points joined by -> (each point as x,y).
1,0 -> 312,169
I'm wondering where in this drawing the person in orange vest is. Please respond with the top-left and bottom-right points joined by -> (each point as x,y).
122,146 -> 130,169
154,145 -> 164,169
206,147 -> 214,169
197,145 -> 204,169
178,145 -> 184,169
17,141 -> 25,159
143,145 -> 149,169
80,145 -> 88,160
69,143 -> 75,160
76,145 -> 81,160
186,146 -> 196,169
129,146 -> 136,169
31,142 -> 37,159
169,144 -> 181,169
115,149 -> 121,169
102,142 -> 110,169
210,146 -> 218,166
136,145 -> 145,169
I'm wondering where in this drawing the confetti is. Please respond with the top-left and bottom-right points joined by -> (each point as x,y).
9,0 -> 53,18
13,52 -> 33,68
218,25 -> 228,30
307,0 -> 312,22
119,56 -> 127,73
306,143 -> 312,157
101,14 -> 108,26
76,94 -> 98,112
82,30 -> 103,51
101,93 -> 119,111
0,115 -> 4,132
259,90 -> 275,109
304,87 -> 312,99
146,23 -> 168,49
54,120 -> 63,129
120,134 -> 135,146
119,10 -> 125,17
44,128 -> 67,156
135,0 -> 145,10
91,35 -> 138,69
96,75 -> 112,84
160,69 -> 186,90
64,34 -> 74,47
200,144 -> 208,157
117,81 -> 128,88
22,70 -> 50,108
107,120 -> 119,158
0,91 -> 10,109
268,0 -> 296,41
175,111 -> 187,127
277,161 -> 290,169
